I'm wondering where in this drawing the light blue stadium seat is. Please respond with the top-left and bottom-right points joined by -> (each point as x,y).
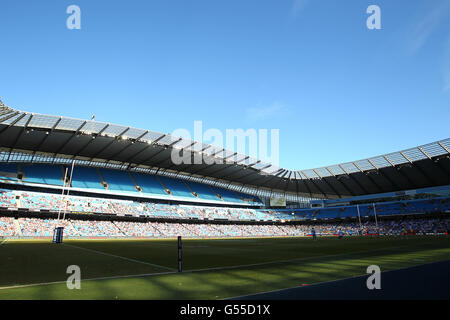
71,166 -> 104,190
186,181 -> 220,201
22,165 -> 64,185
130,173 -> 167,195
158,176 -> 195,198
100,169 -> 137,193
0,164 -> 18,181
212,186 -> 244,203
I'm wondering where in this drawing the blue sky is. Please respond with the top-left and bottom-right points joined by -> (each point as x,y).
0,0 -> 449,170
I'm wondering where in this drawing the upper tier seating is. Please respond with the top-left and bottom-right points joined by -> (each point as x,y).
0,164 -> 19,181
129,172 -> 166,196
211,186 -> 244,203
158,176 -> 194,198
185,181 -> 221,201
22,164 -> 64,186
70,167 -> 104,190
99,169 -> 137,193
0,189 -> 273,221
0,163 -> 262,204
266,197 -> 450,220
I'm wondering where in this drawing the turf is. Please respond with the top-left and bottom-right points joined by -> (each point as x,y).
0,236 -> 449,299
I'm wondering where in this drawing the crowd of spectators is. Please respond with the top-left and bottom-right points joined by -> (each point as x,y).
0,189 -> 275,221
0,216 -> 16,237
0,216 -> 448,238
1,188 -> 449,238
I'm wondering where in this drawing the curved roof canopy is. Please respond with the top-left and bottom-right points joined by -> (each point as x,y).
0,101 -> 449,199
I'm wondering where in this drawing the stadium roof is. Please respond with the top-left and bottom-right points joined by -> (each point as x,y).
1,101 -> 449,199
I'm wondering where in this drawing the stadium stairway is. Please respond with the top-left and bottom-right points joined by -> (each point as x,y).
158,176 -> 195,198
100,169 -> 138,194
130,172 -> 167,196
185,181 -> 221,201
210,224 -> 226,237
111,221 -> 128,237
68,220 -> 81,236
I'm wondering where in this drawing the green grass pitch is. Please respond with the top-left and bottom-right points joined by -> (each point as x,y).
0,236 -> 449,299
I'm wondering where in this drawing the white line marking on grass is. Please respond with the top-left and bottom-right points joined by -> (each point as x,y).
0,239 -> 7,246
62,243 -> 176,272
0,242 -> 440,292
0,270 -> 176,291
183,244 -> 414,274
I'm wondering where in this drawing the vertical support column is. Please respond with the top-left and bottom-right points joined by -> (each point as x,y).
178,236 -> 182,273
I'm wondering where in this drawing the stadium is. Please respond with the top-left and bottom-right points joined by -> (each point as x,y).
0,100 -> 449,300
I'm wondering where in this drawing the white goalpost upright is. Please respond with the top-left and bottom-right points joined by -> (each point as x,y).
356,204 -> 362,232
57,167 -> 69,221
53,160 -> 75,243
373,203 -> 379,234
62,160 -> 76,221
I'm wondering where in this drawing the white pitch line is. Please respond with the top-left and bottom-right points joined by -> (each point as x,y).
0,243 -> 421,291
62,243 -> 176,272
0,239 -> 7,246
183,243 -> 415,273
0,270 -> 176,290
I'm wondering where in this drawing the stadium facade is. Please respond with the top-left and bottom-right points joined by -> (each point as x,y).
1,100 -> 449,204
0,100 -> 449,239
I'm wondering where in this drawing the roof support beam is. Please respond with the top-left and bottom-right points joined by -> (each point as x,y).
437,141 -> 450,154
383,155 -> 418,189
367,159 -> 401,191
106,130 -> 149,163
352,162 -> 384,194
283,175 -> 293,194
130,137 -> 182,168
159,141 -> 198,170
88,127 -> 130,161
417,146 -> 450,180
203,163 -> 239,178
301,171 -> 327,198
123,134 -> 166,167
325,167 -> 354,196
7,114 -> 33,162
0,111 -> 20,125
0,112 -> 26,135
338,164 -> 371,195
71,124 -> 110,160
401,151 -> 435,185
308,178 -> 327,198
31,117 -> 62,162
51,121 -> 87,163
313,169 -> 341,198
301,178 -> 313,199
